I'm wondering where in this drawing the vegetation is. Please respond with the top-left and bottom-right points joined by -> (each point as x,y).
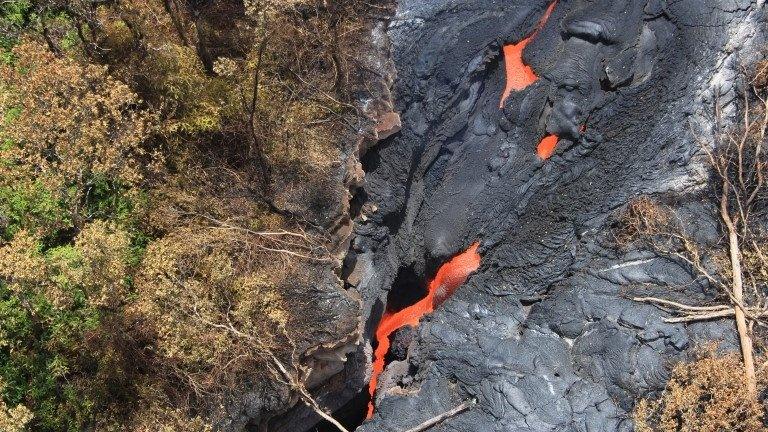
0,0 -> 377,430
620,63 -> 768,429
634,352 -> 766,432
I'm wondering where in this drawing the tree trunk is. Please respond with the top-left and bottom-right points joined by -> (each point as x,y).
727,228 -> 757,395
722,191 -> 757,395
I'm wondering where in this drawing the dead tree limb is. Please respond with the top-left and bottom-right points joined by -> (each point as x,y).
266,352 -> 351,432
627,76 -> 768,397
632,297 -> 731,312
721,180 -> 758,394
191,309 -> 350,432
402,399 -> 476,432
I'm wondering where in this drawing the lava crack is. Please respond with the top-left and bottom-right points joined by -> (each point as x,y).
367,243 -> 482,418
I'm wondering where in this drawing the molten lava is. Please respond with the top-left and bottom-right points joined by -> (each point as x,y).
536,125 -> 586,160
499,2 -> 560,159
537,134 -> 559,159
499,1 -> 558,107
500,42 -> 539,104
367,243 -> 482,418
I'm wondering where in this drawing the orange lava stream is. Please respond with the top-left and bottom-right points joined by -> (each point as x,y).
367,243 -> 482,418
499,2 -> 559,159
499,1 -> 557,107
500,40 -> 539,106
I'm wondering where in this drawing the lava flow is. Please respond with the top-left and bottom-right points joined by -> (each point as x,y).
537,134 -> 559,159
499,2 -> 560,160
367,243 -> 482,418
499,1 -> 557,106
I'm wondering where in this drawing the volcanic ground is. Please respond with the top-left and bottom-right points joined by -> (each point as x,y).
273,1 -> 768,431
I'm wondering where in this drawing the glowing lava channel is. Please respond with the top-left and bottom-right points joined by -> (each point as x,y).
499,2 -> 560,160
367,243 -> 482,418
499,1 -> 557,106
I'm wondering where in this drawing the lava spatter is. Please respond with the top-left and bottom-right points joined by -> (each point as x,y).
367,243 -> 482,418
537,134 -> 559,159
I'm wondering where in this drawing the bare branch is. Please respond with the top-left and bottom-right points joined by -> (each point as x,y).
632,297 -> 731,312
402,399 -> 476,432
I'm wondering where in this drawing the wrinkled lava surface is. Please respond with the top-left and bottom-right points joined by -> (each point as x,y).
347,0 -> 763,431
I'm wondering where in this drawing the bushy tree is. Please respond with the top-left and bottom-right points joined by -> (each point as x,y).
0,223 -> 134,431
0,40 -> 151,240
0,0 -> 374,429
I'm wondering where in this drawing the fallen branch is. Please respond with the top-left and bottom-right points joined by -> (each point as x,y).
402,399 -> 476,432
633,297 -> 731,312
663,309 -> 747,323
633,297 -> 768,324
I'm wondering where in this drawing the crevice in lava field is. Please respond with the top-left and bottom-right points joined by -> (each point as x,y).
313,390 -> 371,432
367,243 -> 482,418
386,265 -> 428,311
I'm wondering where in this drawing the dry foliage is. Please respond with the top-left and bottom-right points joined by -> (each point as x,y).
0,380 -> 32,432
120,390 -> 213,432
0,41 -> 151,230
132,210 -> 342,427
82,0 -> 358,190
614,195 -> 674,246
134,227 -> 289,385
634,353 -> 766,432
0,0 -> 377,430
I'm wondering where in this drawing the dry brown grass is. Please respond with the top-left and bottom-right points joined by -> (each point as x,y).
634,353 -> 766,432
613,195 -> 674,247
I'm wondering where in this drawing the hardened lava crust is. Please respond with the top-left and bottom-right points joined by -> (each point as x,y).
345,1 -> 767,431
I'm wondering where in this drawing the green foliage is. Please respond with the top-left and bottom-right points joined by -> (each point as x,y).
0,1 -> 32,30
0,177 -> 146,247
2,107 -> 21,124
0,271 -> 100,431
145,45 -> 231,134
0,1 -> 32,63
0,182 -> 70,241
83,177 -> 140,225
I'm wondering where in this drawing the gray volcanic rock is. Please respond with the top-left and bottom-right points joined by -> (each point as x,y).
348,0 -> 766,431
